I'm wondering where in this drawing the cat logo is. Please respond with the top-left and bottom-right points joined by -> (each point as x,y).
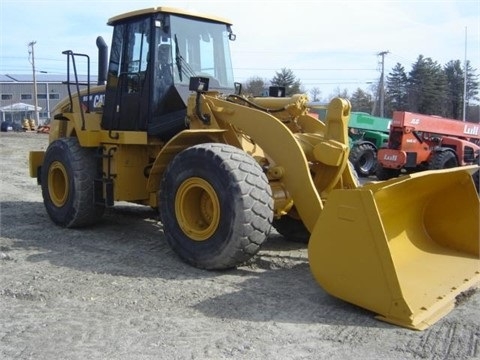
93,94 -> 105,108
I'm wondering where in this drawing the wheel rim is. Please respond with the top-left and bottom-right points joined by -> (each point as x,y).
359,152 -> 374,173
175,177 -> 220,241
48,161 -> 69,207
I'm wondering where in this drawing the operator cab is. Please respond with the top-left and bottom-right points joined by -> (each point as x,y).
102,7 -> 236,139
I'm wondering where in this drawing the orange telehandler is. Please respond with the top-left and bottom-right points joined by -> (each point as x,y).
28,6 -> 479,330
376,111 -> 480,190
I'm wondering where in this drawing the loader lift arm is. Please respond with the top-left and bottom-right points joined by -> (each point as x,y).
206,95 -> 352,232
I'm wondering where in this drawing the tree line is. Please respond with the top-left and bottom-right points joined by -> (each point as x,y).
242,55 -> 479,122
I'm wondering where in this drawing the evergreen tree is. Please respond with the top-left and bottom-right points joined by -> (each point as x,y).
350,88 -> 373,113
385,63 -> 408,116
270,68 -> 301,96
445,60 -> 478,120
465,60 -> 480,107
407,55 -> 448,116
444,60 -> 464,119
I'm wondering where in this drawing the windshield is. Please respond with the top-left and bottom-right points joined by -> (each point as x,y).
165,15 -> 235,90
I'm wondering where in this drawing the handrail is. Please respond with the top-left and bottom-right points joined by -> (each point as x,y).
61,50 -> 91,130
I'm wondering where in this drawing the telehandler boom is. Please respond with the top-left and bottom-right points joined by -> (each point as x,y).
29,6 -> 479,330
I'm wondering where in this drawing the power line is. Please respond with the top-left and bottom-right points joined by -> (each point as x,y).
234,67 -> 377,71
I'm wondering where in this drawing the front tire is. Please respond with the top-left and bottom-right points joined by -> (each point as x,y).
41,137 -> 104,228
159,143 -> 273,270
349,143 -> 377,177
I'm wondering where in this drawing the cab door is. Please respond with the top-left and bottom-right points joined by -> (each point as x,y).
102,17 -> 152,131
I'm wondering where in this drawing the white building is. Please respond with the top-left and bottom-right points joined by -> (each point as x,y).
0,74 -> 95,126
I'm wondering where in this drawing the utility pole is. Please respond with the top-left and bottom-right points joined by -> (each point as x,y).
462,27 -> 467,122
28,41 -> 39,124
377,50 -> 389,117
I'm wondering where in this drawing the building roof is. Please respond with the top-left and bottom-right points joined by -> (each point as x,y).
0,102 -> 42,112
0,74 -> 15,82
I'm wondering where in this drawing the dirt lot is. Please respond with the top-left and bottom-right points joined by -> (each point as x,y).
1,131 -> 479,360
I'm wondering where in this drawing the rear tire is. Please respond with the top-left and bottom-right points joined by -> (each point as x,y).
272,214 -> 309,243
41,137 -> 104,228
376,164 -> 401,180
349,143 -> 377,177
159,143 -> 273,270
429,150 -> 458,170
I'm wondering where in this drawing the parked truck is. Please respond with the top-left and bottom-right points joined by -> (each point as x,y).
376,111 -> 480,189
28,6 -> 479,330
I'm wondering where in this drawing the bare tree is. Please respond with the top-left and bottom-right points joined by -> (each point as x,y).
309,87 -> 321,102
244,76 -> 268,96
329,86 -> 349,99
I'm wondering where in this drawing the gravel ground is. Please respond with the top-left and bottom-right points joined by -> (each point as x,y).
1,131 -> 479,360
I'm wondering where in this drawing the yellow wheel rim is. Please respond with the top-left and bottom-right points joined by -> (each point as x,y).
48,161 -> 69,207
175,177 -> 220,241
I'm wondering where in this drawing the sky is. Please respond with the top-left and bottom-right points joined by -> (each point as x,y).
1,0 -> 479,99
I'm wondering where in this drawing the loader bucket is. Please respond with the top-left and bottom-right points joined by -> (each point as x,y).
308,166 -> 480,330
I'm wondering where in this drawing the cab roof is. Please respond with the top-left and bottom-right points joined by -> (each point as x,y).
107,6 -> 232,26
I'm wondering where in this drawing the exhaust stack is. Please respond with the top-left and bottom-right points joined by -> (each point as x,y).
96,36 -> 108,85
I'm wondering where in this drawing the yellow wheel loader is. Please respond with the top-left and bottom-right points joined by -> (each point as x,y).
28,7 -> 479,330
